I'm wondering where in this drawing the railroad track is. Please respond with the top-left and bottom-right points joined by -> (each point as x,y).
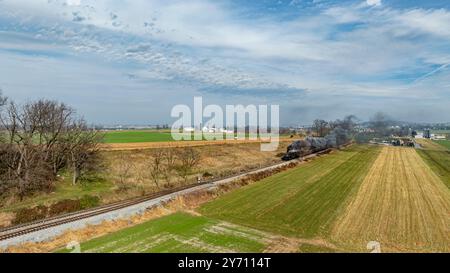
0,159 -> 294,242
0,145 -> 343,243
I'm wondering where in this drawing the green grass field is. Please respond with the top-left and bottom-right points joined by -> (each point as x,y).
434,140 -> 450,150
53,144 -> 450,253
102,130 -> 286,143
61,145 -> 381,253
58,212 -> 269,253
199,145 -> 381,238
430,130 -> 450,134
102,131 -> 175,143
417,149 -> 450,189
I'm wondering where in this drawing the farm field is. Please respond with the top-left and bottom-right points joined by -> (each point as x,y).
200,145 -> 381,238
431,129 -> 450,134
102,130 -> 291,144
58,212 -> 270,253
51,144 -> 450,253
102,130 -> 174,143
0,142 -> 288,225
434,140 -> 450,150
417,149 -> 450,189
101,138 -> 295,151
415,139 -> 446,151
332,147 -> 450,252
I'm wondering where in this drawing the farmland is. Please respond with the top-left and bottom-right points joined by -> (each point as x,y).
58,212 -> 269,253
415,139 -> 446,150
0,142 -> 288,222
102,130 -> 290,144
332,147 -> 450,252
102,130 -> 174,143
434,140 -> 450,150
417,150 -> 450,189
62,144 -> 450,253
199,145 -> 380,238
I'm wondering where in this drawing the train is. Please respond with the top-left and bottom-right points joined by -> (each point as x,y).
282,127 -> 353,161
281,137 -> 334,161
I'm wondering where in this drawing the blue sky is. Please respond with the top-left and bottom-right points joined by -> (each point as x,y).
0,0 -> 449,125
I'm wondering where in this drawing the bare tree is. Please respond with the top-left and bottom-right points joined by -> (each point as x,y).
115,153 -> 134,187
65,119 -> 103,185
312,119 -> 330,137
0,100 -> 60,198
146,150 -> 164,189
176,148 -> 201,183
0,90 -> 7,144
0,89 -> 6,108
162,148 -> 177,184
0,98 -> 102,198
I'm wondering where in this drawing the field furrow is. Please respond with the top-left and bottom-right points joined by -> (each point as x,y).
200,145 -> 381,238
332,147 -> 450,252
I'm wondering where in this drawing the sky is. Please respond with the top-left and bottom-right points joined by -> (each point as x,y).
0,0 -> 449,125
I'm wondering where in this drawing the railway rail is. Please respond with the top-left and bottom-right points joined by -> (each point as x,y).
0,145 -> 339,243
0,160 -> 294,242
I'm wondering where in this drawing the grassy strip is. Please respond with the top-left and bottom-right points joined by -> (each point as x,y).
57,212 -> 267,253
417,149 -> 450,189
199,145 -> 381,238
433,140 -> 450,150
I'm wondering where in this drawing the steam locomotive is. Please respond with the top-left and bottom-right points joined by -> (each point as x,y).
281,136 -> 336,161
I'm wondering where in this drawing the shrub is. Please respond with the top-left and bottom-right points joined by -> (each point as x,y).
48,199 -> 82,217
12,195 -> 101,225
13,205 -> 48,225
79,195 -> 100,209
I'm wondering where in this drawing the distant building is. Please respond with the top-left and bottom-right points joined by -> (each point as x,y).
433,134 -> 446,140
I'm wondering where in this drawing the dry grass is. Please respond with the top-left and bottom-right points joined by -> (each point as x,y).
101,138 -> 295,151
0,212 -> 15,228
3,198 -> 189,253
2,160 -> 302,253
332,147 -> 450,252
416,139 -> 446,151
103,142 -> 289,197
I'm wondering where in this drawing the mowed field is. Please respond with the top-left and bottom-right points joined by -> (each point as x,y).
332,147 -> 450,252
434,140 -> 450,150
102,130 -> 290,143
101,130 -> 295,150
57,144 -> 450,253
102,130 -> 174,143
415,140 -> 450,190
58,213 -> 270,253
200,145 -> 380,238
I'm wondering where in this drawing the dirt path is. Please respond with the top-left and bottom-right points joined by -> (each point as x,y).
331,147 -> 450,252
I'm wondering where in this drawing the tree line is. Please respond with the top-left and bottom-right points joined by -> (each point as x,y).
311,115 -> 358,137
0,92 -> 101,200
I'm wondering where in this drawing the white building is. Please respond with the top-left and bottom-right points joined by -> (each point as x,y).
432,134 -> 446,140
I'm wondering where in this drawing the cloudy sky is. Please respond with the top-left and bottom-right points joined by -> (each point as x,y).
0,0 -> 449,125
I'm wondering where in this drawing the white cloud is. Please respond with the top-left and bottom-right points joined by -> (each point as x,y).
0,0 -> 449,123
366,0 -> 381,7
66,0 -> 81,6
